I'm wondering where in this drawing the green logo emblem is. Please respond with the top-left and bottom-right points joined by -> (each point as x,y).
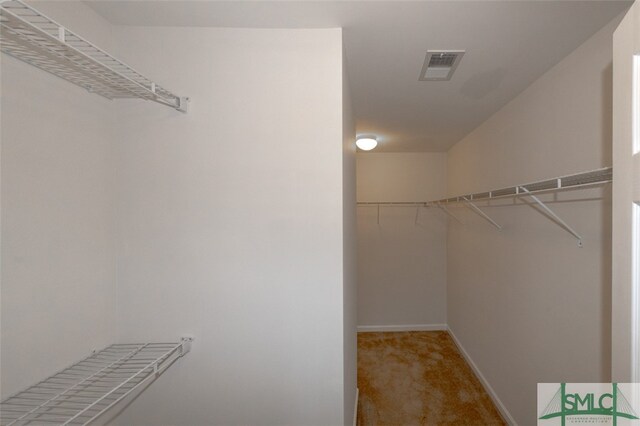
539,383 -> 639,425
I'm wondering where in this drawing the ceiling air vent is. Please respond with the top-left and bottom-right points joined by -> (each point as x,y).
419,50 -> 465,81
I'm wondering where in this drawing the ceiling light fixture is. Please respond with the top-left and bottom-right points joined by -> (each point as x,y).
356,137 -> 377,151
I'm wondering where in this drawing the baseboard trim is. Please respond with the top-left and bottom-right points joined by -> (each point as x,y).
447,326 -> 517,426
353,388 -> 359,426
357,324 -> 447,332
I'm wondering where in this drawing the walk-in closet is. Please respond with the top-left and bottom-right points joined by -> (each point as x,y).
1,1 -> 638,425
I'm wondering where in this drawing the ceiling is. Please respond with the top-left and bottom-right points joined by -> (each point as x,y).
87,1 -> 630,152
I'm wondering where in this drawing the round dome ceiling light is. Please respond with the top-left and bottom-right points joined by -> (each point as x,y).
356,137 -> 377,151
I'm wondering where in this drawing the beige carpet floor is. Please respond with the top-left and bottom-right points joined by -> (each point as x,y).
357,331 -> 505,426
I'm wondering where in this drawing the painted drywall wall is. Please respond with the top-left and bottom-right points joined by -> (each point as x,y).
357,153 -> 447,329
446,16 -> 618,425
0,2 -> 117,397
612,2 -> 636,383
110,26 -> 351,425
342,55 -> 358,426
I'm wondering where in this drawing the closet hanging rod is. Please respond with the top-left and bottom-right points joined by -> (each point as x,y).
0,337 -> 193,426
0,0 -> 189,112
356,167 -> 612,206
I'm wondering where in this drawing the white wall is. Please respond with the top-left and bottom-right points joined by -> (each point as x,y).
357,153 -> 447,329
110,26 -> 352,425
612,2 -> 636,383
446,16 -> 618,425
342,54 -> 358,426
1,2 -> 117,397
1,5 -> 356,423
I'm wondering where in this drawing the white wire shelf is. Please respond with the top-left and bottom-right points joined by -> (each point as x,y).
0,338 -> 193,426
357,167 -> 612,246
0,0 -> 189,112
356,167 -> 613,206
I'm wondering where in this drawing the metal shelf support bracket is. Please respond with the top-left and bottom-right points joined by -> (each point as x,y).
518,186 -> 583,247
177,97 -> 190,113
180,336 -> 194,355
462,197 -> 502,230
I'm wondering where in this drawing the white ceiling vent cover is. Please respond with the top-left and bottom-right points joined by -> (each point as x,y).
419,50 -> 465,81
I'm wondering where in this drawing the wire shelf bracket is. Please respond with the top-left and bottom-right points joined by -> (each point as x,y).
518,186 -> 583,247
0,337 -> 194,426
0,0 -> 189,112
462,197 -> 502,230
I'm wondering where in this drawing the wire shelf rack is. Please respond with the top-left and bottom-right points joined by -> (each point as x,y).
0,338 -> 193,425
356,167 -> 613,206
0,0 -> 188,112
356,167 -> 612,246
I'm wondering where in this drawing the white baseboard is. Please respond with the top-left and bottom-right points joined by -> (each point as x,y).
353,388 -> 359,426
357,324 -> 447,332
447,326 -> 517,426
